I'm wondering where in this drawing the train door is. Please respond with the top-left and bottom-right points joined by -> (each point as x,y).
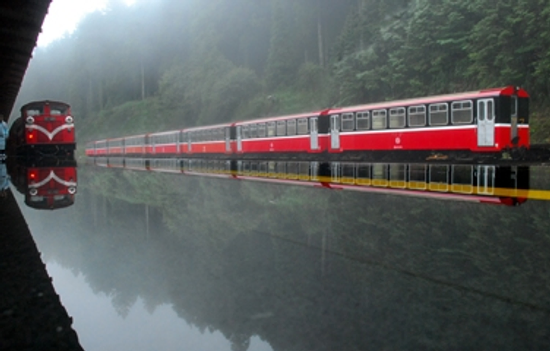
477,99 -> 495,147
225,127 -> 231,153
187,133 -> 192,153
510,96 -> 518,143
330,114 -> 340,150
236,126 -> 242,152
310,117 -> 319,150
477,165 -> 495,195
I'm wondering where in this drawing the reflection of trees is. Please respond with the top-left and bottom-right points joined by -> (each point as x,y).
28,165 -> 550,350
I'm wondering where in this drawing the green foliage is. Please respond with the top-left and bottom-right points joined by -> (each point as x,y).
265,0 -> 302,90
15,0 -> 550,142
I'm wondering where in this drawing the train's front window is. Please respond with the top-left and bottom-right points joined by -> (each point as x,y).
49,104 -> 69,115
26,108 -> 43,116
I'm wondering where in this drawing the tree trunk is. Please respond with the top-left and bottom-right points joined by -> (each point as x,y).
317,0 -> 325,67
141,57 -> 145,100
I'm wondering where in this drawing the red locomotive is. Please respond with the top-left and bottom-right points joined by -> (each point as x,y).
85,86 -> 529,160
8,160 -> 77,210
9,101 -> 76,157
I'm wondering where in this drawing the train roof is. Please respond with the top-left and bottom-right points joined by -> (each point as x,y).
148,129 -> 181,136
183,122 -> 233,132
235,110 -> 326,125
20,100 -> 70,110
330,86 -> 528,114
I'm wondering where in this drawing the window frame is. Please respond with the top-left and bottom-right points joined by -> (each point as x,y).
389,107 -> 406,129
372,109 -> 387,130
429,103 -> 449,126
408,105 -> 426,127
451,100 -> 473,125
341,113 -> 355,132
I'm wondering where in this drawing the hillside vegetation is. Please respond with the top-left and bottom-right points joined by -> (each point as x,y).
16,0 -> 550,145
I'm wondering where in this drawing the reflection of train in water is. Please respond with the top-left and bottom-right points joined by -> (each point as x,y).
86,86 -> 529,161
9,100 -> 76,157
93,157 -> 529,206
8,159 -> 77,210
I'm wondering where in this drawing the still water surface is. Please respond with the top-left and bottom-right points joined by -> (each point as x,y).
14,161 -> 550,350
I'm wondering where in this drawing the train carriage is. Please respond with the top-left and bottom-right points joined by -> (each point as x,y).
107,137 -> 125,156
124,134 -> 148,156
234,111 -> 329,156
325,86 -> 529,154
182,123 -> 233,155
85,86 -> 531,162
94,140 -> 108,156
148,130 -> 180,156
9,100 -> 76,157
85,142 -> 96,157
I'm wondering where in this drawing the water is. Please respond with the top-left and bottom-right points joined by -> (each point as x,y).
14,159 -> 550,350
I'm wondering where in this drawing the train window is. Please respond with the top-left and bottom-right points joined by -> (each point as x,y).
429,103 -> 448,126
341,113 -> 355,131
268,161 -> 276,177
50,104 -> 68,115
451,165 -> 473,193
250,162 -> 259,176
409,164 -> 427,189
297,118 -> 309,134
249,124 -> 257,138
389,164 -> 406,188
287,119 -> 297,135
372,110 -> 387,130
257,123 -> 266,137
372,164 -> 388,187
242,125 -> 249,139
356,164 -> 371,185
408,105 -> 426,127
276,162 -> 286,178
299,162 -> 309,180
356,111 -> 370,130
267,122 -> 276,136
389,107 -> 406,128
451,100 -> 473,124
341,163 -> 355,184
277,120 -> 286,136
26,109 -> 42,116
287,162 -> 298,179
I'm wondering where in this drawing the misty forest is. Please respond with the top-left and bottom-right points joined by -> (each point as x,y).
15,1 -> 550,350
15,0 -> 550,146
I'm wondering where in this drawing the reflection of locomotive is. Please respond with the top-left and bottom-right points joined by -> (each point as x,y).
94,157 -> 529,206
86,86 -> 529,160
9,100 -> 76,157
8,159 -> 77,210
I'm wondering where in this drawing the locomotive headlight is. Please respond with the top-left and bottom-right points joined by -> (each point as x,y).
29,188 -> 38,196
26,116 -> 35,124
65,116 -> 74,124
68,187 -> 76,195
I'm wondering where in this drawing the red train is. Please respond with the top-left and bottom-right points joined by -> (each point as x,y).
85,86 -> 529,160
9,100 -> 76,157
8,160 -> 77,210
92,157 -> 530,206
